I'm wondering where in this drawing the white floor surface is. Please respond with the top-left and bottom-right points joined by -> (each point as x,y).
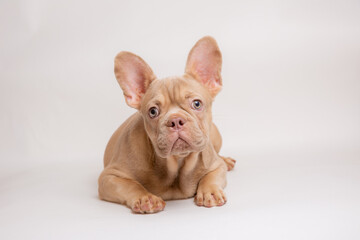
1,148 -> 359,240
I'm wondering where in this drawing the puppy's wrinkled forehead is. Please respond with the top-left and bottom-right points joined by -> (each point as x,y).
114,36 -> 222,109
141,76 -> 212,110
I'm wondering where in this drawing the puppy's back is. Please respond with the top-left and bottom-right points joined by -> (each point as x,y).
103,113 -> 144,167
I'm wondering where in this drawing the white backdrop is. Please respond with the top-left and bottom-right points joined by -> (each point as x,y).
1,0 -> 360,239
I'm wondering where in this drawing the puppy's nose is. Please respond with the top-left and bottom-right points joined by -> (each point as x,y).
166,117 -> 186,130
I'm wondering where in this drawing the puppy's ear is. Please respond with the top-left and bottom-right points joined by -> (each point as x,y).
185,36 -> 222,97
114,52 -> 157,109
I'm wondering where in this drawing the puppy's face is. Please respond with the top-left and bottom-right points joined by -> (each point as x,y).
114,36 -> 223,158
140,76 -> 213,158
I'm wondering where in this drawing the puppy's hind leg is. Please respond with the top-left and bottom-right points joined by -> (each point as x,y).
211,123 -> 236,171
220,156 -> 236,171
98,168 -> 165,214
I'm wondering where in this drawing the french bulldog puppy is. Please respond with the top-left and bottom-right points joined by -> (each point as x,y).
98,36 -> 235,213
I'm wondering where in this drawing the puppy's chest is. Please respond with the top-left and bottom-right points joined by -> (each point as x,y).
149,157 -> 207,199
170,167 -> 201,189
161,170 -> 202,199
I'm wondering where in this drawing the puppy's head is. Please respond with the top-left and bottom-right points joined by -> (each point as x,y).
114,36 -> 222,158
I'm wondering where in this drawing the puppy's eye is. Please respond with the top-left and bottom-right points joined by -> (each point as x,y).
148,107 -> 159,118
191,100 -> 202,110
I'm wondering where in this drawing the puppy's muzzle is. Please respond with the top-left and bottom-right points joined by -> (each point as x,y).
166,117 -> 187,131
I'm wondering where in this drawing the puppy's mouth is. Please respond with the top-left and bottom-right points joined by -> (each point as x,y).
171,137 -> 190,153
155,123 -> 207,157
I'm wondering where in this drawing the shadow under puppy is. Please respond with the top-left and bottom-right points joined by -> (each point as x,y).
98,36 -> 236,213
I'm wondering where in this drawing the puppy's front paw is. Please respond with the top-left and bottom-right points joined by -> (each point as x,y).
195,186 -> 227,208
130,194 -> 165,214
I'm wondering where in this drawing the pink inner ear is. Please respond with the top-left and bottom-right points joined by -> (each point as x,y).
124,93 -> 141,108
122,73 -> 147,108
114,52 -> 156,109
195,61 -> 221,87
186,37 -> 222,95
127,68 -> 147,94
